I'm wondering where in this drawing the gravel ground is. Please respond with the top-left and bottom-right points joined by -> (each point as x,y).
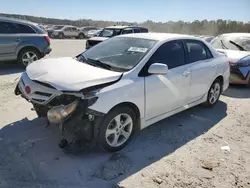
0,40 -> 250,188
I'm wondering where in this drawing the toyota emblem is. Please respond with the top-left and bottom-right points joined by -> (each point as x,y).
25,86 -> 31,95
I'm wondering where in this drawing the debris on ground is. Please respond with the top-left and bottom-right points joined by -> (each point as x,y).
94,153 -> 132,180
221,145 -> 231,152
153,177 -> 163,184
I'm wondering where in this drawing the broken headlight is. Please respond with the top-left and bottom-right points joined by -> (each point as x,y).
47,100 -> 78,124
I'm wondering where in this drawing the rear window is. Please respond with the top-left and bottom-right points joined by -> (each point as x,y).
16,23 -> 36,34
0,21 -> 37,34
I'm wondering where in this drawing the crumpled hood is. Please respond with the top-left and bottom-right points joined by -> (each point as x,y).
26,57 -> 122,91
88,36 -> 109,42
216,49 -> 250,62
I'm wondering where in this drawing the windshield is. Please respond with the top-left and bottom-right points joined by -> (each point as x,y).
98,28 -> 122,37
78,37 -> 157,72
211,35 -> 250,51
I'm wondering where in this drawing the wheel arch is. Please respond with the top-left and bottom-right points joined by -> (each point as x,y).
107,101 -> 141,132
17,46 -> 41,57
215,75 -> 224,85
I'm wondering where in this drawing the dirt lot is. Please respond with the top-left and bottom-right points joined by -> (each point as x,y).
0,40 -> 250,188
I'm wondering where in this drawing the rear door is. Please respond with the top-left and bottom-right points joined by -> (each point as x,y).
0,21 -> 20,61
184,39 -> 217,103
71,27 -> 78,37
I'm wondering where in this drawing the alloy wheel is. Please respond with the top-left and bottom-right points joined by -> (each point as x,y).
22,51 -> 38,66
209,82 -> 221,104
105,113 -> 133,147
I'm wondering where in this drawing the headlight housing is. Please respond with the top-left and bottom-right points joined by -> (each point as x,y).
47,100 -> 78,124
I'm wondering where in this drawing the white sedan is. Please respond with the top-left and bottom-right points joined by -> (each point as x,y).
15,33 -> 230,152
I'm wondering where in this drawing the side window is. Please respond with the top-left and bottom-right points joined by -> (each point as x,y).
133,28 -> 141,33
0,22 -> 18,34
71,27 -> 77,31
140,28 -> 149,33
149,40 -> 185,69
63,27 -> 69,31
16,24 -> 36,34
185,40 -> 213,63
122,28 -> 133,34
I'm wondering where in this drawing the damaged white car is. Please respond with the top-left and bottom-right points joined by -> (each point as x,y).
15,33 -> 230,152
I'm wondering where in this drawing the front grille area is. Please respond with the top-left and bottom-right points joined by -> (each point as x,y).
48,94 -> 78,106
34,91 -> 52,97
18,73 -> 62,105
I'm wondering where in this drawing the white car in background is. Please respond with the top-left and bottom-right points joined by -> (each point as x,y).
87,29 -> 103,38
15,33 -> 229,152
211,33 -> 250,86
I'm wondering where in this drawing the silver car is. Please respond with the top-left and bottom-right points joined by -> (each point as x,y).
0,17 -> 52,67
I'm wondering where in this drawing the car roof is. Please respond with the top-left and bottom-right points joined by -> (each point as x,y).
220,33 -> 250,37
117,32 -> 201,41
0,16 -> 37,26
105,25 -> 146,29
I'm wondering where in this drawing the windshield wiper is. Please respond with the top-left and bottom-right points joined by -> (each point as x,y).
229,40 -> 246,51
86,58 -> 113,70
220,40 -> 228,49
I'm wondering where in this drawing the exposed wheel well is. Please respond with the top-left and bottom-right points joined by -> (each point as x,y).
108,102 -> 141,131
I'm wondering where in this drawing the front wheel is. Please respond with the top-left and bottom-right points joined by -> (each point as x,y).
203,79 -> 222,107
97,106 -> 136,152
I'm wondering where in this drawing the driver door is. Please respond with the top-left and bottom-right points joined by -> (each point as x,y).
144,40 -> 191,120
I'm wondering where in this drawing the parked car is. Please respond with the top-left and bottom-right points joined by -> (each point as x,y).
211,33 -> 250,87
87,29 -> 103,38
47,25 -> 65,37
79,26 -> 100,38
0,17 -> 51,67
85,25 -> 149,49
51,25 -> 84,39
15,33 -> 229,152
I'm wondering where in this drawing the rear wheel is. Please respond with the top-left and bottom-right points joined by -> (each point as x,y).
18,48 -> 40,68
203,79 -> 222,107
97,106 -> 136,152
78,33 -> 85,39
58,33 -> 64,39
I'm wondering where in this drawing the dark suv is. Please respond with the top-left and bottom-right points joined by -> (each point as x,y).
0,17 -> 52,67
86,25 -> 149,49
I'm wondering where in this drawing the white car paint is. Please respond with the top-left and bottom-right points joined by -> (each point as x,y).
87,36 -> 109,42
21,33 -> 229,130
26,57 -> 122,91
216,49 -> 250,62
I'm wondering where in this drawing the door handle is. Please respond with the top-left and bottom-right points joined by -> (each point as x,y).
210,64 -> 216,68
15,38 -> 21,42
182,71 -> 191,77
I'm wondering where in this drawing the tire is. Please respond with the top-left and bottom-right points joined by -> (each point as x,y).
17,48 -> 40,68
203,79 -> 222,107
58,33 -> 64,39
97,106 -> 136,152
78,33 -> 85,39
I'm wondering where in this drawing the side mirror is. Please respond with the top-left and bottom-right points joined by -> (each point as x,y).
148,63 -> 168,75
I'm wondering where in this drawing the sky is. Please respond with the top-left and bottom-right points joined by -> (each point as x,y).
0,0 -> 249,23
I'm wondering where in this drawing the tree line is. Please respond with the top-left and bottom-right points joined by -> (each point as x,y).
1,13 -> 249,36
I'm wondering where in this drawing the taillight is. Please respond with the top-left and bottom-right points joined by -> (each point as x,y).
44,35 -> 50,44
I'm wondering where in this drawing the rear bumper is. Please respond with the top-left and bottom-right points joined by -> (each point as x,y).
230,66 -> 250,85
41,47 -> 52,57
